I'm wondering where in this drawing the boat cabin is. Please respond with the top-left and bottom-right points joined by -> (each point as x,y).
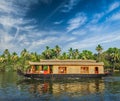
27,60 -> 104,75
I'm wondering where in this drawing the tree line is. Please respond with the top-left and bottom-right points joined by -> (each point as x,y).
0,45 -> 120,72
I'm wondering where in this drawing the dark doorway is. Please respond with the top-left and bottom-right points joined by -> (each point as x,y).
49,65 -> 53,73
95,67 -> 99,74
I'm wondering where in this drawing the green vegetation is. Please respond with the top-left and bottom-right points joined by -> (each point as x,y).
0,45 -> 120,72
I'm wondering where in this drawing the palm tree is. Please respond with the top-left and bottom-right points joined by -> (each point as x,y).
106,48 -> 120,71
0,56 -> 5,71
0,57 -> 5,63
0,49 -> 12,71
54,45 -> 61,58
68,48 -> 74,59
20,49 -> 30,71
21,49 -> 28,57
73,49 -> 80,59
11,52 -> 19,70
3,49 -> 10,60
42,46 -> 52,59
30,52 -> 40,61
3,49 -> 11,71
80,50 -> 93,60
61,52 -> 68,59
96,44 -> 103,61
11,52 -> 18,60
34,52 -> 40,61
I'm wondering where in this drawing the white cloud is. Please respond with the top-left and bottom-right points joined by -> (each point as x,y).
65,32 -> 120,51
54,20 -> 63,25
89,2 -> 120,24
28,37 -> 57,50
72,29 -> 87,35
0,16 -> 23,27
91,13 -> 104,23
27,30 -> 77,51
86,24 -> 108,33
108,2 -> 120,12
67,13 -> 87,32
0,0 -> 13,14
62,0 -> 80,12
13,0 -> 39,8
0,0 -> 30,16
107,12 -> 120,21
0,0 -> 120,54
61,1 -> 120,52
0,30 -> 16,52
104,2 -> 120,22
0,0 -> 39,53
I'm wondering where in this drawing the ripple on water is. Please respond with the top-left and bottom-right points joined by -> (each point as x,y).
103,76 -> 120,82
0,72 -> 120,101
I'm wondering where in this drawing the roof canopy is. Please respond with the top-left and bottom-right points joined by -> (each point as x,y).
29,60 -> 104,66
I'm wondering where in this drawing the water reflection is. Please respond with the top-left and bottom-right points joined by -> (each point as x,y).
17,79 -> 105,97
0,72 -> 120,101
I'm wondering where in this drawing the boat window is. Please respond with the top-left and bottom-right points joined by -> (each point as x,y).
81,67 -> 89,74
43,65 -> 48,71
35,65 -> 39,70
40,65 -> 53,74
58,67 -> 67,74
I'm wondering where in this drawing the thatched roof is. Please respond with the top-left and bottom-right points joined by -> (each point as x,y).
29,59 -> 104,66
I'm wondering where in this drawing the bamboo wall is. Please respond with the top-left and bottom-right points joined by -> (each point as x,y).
52,65 -> 104,74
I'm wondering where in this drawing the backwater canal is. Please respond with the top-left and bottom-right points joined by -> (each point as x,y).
0,72 -> 120,101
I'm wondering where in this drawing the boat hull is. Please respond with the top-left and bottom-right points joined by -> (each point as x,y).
18,71 -> 112,80
24,74 -> 109,79
17,69 -> 112,79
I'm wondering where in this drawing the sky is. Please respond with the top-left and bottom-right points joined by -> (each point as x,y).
0,0 -> 120,54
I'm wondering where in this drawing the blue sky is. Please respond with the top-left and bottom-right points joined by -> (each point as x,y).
0,0 -> 120,54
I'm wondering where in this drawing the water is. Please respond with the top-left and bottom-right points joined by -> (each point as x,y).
0,72 -> 120,101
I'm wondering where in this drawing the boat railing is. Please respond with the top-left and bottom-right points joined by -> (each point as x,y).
26,69 -> 51,74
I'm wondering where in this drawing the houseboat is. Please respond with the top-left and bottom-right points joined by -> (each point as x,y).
17,60 -> 111,79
